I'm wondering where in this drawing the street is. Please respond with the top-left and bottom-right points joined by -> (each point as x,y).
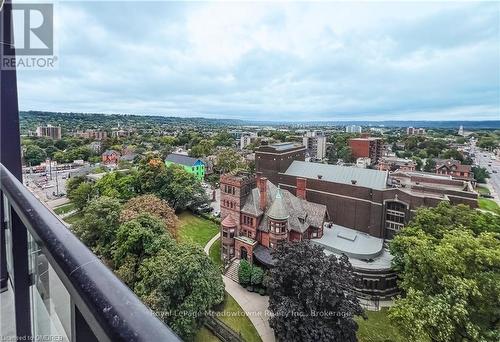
471,141 -> 500,203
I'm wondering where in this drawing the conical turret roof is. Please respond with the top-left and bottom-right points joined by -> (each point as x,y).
267,186 -> 289,220
221,215 -> 237,227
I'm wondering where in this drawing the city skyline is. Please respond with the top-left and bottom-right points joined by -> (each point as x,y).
16,1 -> 500,121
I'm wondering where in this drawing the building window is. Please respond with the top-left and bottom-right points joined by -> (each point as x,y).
270,220 -> 286,234
243,215 -> 254,226
229,229 -> 235,238
385,201 -> 407,240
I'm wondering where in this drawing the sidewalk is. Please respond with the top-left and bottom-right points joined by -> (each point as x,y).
204,234 -> 275,342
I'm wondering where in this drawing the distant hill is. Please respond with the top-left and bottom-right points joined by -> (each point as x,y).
19,111 -> 500,130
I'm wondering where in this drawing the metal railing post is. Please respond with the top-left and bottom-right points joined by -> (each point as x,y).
1,0 -> 32,338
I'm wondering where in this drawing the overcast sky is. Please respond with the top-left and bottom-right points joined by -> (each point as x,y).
16,1 -> 500,121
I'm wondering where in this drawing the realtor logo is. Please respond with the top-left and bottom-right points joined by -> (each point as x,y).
10,3 -> 53,55
1,2 -> 57,69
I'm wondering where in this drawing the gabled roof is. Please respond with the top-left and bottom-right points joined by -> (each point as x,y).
165,153 -> 204,167
284,161 -> 388,190
102,149 -> 119,156
435,159 -> 471,173
241,180 -> 327,234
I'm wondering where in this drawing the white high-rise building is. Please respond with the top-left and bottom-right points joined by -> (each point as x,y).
36,124 -> 62,140
346,125 -> 362,133
458,125 -> 464,136
240,133 -> 258,149
303,131 -> 327,160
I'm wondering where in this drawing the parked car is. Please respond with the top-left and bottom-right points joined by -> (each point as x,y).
195,203 -> 212,213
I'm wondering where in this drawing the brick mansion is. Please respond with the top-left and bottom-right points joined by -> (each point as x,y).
219,143 -> 478,300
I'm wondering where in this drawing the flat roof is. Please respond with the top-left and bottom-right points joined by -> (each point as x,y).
284,161 -> 388,190
270,142 -> 303,151
312,225 -> 393,270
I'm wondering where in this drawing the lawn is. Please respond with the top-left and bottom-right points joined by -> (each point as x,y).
476,185 -> 491,196
194,292 -> 262,342
53,202 -> 76,215
194,326 -> 219,342
63,212 -> 83,225
177,211 -> 219,246
356,308 -> 405,342
478,198 -> 500,214
178,212 -> 260,342
209,238 -> 222,267
216,292 -> 262,342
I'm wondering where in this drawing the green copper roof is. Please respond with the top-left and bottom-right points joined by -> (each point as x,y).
267,186 -> 289,220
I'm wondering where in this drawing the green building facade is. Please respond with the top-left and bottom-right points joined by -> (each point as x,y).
165,153 -> 205,180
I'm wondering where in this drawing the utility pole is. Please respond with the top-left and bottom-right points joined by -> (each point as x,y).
55,168 -> 59,196
48,157 -> 52,180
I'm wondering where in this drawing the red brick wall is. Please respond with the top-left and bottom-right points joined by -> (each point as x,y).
289,230 -> 302,242
259,232 -> 269,247
349,139 -> 370,159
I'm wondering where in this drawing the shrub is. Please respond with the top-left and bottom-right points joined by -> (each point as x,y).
250,265 -> 264,286
238,260 -> 251,285
258,288 -> 266,296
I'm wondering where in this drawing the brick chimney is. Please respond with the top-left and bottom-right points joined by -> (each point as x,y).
259,177 -> 267,210
296,177 -> 307,200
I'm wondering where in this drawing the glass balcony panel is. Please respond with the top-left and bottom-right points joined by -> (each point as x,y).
29,233 -> 71,341
3,194 -> 14,285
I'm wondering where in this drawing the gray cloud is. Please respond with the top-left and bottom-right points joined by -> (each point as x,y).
16,1 -> 500,121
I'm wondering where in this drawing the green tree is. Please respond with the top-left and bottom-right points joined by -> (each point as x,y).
238,259 -> 252,285
136,160 -> 208,211
45,145 -> 60,158
24,145 -> 47,165
66,176 -> 86,196
337,146 -> 354,163
189,139 -> 215,157
68,182 -> 95,211
94,172 -> 137,201
250,265 -> 264,286
389,203 -> 500,342
72,196 -> 122,260
423,158 -> 436,172
442,149 -> 464,162
268,241 -> 363,342
472,166 -> 490,184
113,214 -> 174,287
135,243 -> 224,340
215,148 -> 247,173
120,194 -> 178,239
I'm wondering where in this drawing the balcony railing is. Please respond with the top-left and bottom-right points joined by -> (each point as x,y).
0,163 -> 181,341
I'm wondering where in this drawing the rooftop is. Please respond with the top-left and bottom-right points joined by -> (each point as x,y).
165,153 -> 204,167
257,142 -> 305,152
241,180 -> 327,233
350,137 -> 382,141
312,225 -> 393,271
284,161 -> 388,190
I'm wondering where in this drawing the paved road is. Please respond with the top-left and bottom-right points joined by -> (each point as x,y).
471,143 -> 500,203
204,234 -> 275,342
